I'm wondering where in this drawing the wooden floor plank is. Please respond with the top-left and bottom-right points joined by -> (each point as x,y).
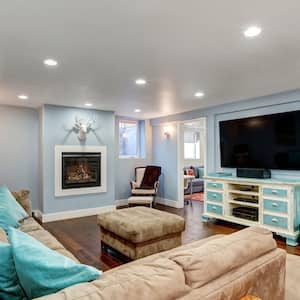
43,201 -> 300,270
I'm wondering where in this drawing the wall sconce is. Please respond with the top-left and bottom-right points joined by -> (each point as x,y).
163,125 -> 172,137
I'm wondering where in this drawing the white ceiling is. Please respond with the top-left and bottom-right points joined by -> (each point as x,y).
1,1 -> 300,119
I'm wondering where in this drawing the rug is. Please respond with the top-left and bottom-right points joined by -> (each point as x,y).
184,192 -> 204,202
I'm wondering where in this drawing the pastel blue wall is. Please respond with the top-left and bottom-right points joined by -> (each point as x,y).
152,124 -> 178,201
42,105 -> 115,213
0,105 -> 40,210
115,117 -> 152,200
151,89 -> 300,202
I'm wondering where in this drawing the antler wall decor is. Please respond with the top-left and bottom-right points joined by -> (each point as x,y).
73,116 -> 96,140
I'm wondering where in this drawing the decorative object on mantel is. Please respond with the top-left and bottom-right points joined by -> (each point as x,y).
73,116 -> 96,141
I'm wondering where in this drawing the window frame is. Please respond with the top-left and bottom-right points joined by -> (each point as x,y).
118,119 -> 141,159
184,130 -> 201,160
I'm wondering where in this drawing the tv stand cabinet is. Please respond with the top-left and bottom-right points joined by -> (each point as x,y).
203,175 -> 300,246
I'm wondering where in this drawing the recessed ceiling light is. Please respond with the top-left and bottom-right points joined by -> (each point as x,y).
134,108 -> 141,113
85,103 -> 93,107
44,58 -> 58,67
135,78 -> 146,85
18,94 -> 29,100
244,26 -> 262,38
194,91 -> 205,98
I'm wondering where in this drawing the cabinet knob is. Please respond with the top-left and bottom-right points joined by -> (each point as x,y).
271,218 -> 279,223
272,202 -> 279,207
212,183 -> 217,187
271,190 -> 278,194
212,206 -> 217,210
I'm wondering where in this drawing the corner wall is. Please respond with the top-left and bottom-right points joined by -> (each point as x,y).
0,105 -> 40,209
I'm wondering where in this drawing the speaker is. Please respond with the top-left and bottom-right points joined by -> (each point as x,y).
237,168 -> 271,179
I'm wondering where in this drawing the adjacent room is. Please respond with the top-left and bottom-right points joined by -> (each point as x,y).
1,1 -> 300,300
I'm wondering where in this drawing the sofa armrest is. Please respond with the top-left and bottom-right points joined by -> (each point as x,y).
130,181 -> 139,189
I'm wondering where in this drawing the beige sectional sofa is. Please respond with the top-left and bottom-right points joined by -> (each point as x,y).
6,191 -> 287,300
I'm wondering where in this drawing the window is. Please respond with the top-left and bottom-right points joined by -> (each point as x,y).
119,120 -> 139,157
184,130 -> 200,159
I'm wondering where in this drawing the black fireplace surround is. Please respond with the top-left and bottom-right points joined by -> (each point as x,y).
62,152 -> 101,189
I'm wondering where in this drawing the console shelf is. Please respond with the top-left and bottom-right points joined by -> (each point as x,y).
203,174 -> 300,246
228,190 -> 259,197
228,200 -> 259,208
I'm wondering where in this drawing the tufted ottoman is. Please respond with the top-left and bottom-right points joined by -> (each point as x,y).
97,207 -> 185,260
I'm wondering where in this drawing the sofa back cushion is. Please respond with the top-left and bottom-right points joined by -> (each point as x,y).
92,258 -> 189,300
169,227 -> 277,289
11,190 -> 32,216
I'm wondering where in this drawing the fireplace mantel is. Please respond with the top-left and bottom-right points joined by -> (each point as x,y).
55,145 -> 107,197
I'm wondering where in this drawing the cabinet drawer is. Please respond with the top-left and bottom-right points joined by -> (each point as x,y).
207,191 -> 223,202
206,182 -> 223,190
263,214 -> 288,229
207,203 -> 223,215
263,187 -> 288,198
263,199 -> 288,214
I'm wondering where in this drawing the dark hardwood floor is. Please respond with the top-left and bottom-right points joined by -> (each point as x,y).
43,201 -> 300,271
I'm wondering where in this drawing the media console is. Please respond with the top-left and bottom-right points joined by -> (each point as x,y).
202,174 -> 300,246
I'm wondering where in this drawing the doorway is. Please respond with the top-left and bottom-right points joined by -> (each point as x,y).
177,117 -> 207,208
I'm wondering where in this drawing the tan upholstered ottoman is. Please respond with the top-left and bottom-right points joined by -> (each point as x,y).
97,207 -> 185,260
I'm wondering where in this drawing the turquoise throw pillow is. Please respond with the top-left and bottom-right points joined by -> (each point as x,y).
0,242 -> 27,300
0,186 -> 28,231
8,227 -> 102,299
198,167 -> 204,178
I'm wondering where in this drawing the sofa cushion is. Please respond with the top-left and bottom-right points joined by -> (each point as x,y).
169,227 -> 276,289
98,207 -> 185,243
11,190 -> 32,216
19,217 -> 43,233
27,229 -> 65,251
41,258 -> 190,300
197,167 -> 204,178
92,258 -> 189,300
7,227 -> 101,299
55,249 -> 80,263
131,188 -> 156,195
0,186 -> 28,231
0,241 -> 27,300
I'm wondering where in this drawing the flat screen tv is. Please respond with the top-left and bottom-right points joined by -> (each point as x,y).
219,110 -> 300,170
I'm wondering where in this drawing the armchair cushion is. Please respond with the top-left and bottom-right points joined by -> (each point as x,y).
132,189 -> 156,196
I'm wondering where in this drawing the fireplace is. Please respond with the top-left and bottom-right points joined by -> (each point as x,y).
62,152 -> 101,189
55,145 -> 107,196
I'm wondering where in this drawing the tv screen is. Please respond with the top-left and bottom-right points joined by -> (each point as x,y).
219,110 -> 300,170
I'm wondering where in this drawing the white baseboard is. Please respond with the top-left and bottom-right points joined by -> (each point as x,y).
155,197 -> 182,208
115,199 -> 128,207
42,205 -> 116,223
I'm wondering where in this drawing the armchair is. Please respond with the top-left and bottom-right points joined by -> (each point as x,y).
130,166 -> 161,198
